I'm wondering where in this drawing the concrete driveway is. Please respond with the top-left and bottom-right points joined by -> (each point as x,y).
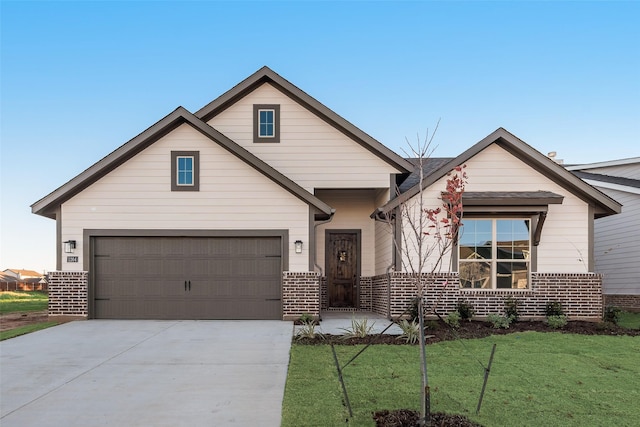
1,320 -> 293,427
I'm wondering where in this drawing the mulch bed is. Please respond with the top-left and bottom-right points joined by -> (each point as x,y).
294,318 -> 640,345
373,410 -> 482,427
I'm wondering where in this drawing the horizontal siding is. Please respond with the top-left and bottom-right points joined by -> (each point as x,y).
401,144 -> 592,273
581,163 -> 640,180
375,189 -> 394,275
592,188 -> 640,294
61,124 -> 310,271
209,83 -> 401,191
314,190 -> 378,276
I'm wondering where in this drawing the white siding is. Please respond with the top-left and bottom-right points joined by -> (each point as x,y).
60,124 -> 310,271
374,189 -> 394,275
314,190 -> 378,276
402,144 -> 592,273
593,188 -> 640,295
208,83 -> 401,191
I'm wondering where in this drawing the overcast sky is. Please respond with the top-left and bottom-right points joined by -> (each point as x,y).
1,1 -> 638,273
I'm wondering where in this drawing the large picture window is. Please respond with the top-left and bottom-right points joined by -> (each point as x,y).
459,219 -> 531,289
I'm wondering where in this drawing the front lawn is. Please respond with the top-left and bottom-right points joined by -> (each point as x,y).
282,333 -> 640,426
618,311 -> 640,329
0,291 -> 48,314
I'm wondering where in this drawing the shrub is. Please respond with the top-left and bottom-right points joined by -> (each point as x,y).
603,306 -> 621,324
456,300 -> 475,321
546,315 -> 568,329
295,320 -> 324,340
299,313 -> 313,324
425,320 -> 440,330
545,300 -> 565,317
397,319 -> 420,344
444,311 -> 461,329
340,317 -> 374,338
487,313 -> 512,329
504,296 -> 521,322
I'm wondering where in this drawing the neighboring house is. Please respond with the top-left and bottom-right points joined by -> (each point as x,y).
1,269 -> 47,291
32,67 -> 621,321
567,158 -> 640,312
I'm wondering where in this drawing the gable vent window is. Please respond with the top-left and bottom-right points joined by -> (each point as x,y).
171,151 -> 200,191
253,104 -> 280,143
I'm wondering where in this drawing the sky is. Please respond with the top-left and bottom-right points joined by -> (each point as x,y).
1,0 -> 639,273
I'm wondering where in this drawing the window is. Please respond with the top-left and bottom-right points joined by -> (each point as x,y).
459,219 -> 530,289
171,151 -> 199,191
253,104 -> 280,143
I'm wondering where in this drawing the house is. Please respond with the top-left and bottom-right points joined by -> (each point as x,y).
566,158 -> 640,312
31,66 -> 621,321
1,269 -> 47,291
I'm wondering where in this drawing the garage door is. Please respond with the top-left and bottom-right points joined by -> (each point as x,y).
92,236 -> 282,320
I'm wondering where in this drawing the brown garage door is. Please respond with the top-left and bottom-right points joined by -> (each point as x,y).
92,236 -> 282,319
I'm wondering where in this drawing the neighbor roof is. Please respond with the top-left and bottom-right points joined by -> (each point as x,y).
373,128 -> 622,219
195,66 -> 414,174
31,107 -> 334,219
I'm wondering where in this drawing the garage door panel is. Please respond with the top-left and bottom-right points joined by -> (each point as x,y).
93,236 -> 282,319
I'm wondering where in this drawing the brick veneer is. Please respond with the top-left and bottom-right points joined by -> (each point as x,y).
282,272 -> 321,320
381,272 -> 603,320
604,294 -> 640,312
48,271 -> 88,318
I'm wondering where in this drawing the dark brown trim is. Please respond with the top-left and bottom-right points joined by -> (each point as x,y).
308,209 -> 316,272
194,66 -> 413,173
588,205 -> 594,271
373,128 -> 621,219
461,191 -> 564,206
253,104 -> 280,143
393,208 -> 402,271
32,107 -> 334,218
171,151 -> 200,191
533,211 -> 547,246
55,207 -> 62,270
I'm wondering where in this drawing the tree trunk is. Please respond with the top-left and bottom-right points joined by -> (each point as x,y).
418,297 -> 431,426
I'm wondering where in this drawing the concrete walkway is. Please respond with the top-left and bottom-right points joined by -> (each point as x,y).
0,320 -> 293,427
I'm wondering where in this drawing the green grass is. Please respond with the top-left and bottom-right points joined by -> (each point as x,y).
618,311 -> 640,329
0,291 -> 48,314
282,333 -> 640,426
0,322 -> 59,341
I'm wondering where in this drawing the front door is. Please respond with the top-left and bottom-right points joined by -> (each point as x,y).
327,231 -> 359,308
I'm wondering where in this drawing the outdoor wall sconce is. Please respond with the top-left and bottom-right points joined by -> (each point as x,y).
294,240 -> 303,254
64,240 -> 76,253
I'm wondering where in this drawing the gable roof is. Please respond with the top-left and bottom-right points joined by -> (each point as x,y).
565,157 -> 640,171
195,66 -> 413,173
373,127 -> 622,219
31,107 -> 334,219
571,171 -> 640,195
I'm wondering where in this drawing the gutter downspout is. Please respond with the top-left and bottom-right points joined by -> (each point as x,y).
313,210 -> 335,320
372,210 -> 396,320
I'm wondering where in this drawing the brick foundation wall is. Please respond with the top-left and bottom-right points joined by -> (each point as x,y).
385,272 -> 604,320
320,277 -> 327,310
371,274 -> 390,317
359,277 -> 373,311
282,272 -> 321,320
48,271 -> 88,318
604,294 -> 640,312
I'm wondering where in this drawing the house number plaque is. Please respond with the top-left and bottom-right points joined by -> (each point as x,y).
67,256 -> 79,263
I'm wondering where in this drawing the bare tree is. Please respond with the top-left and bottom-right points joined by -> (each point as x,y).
384,128 -> 467,426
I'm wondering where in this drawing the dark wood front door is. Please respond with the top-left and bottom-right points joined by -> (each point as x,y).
327,231 -> 359,308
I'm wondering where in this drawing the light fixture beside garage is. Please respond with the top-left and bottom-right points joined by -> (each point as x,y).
64,240 -> 76,253
295,240 -> 303,254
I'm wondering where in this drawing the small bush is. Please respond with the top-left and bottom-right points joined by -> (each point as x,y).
425,320 -> 440,330
487,313 -> 512,329
603,306 -> 621,324
397,319 -> 420,344
456,300 -> 475,321
295,320 -> 324,340
444,311 -> 461,329
299,313 -> 313,324
340,317 -> 374,338
504,296 -> 521,322
546,315 -> 568,329
545,300 -> 565,317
